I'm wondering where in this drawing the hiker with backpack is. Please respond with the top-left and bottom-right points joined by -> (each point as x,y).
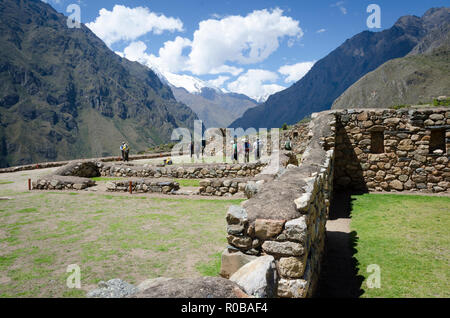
120,142 -> 130,162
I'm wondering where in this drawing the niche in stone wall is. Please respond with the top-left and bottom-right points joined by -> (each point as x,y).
429,129 -> 446,154
370,131 -> 384,154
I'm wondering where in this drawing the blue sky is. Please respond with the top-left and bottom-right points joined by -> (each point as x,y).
44,0 -> 449,101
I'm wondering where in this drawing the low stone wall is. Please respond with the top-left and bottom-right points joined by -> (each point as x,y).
220,112 -> 335,298
0,152 -> 172,174
334,108 -> 450,192
32,175 -> 96,190
198,178 -> 250,197
100,162 -> 266,179
105,179 -> 180,194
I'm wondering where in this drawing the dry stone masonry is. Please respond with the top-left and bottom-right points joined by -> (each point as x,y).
334,108 -> 450,192
221,112 -> 335,298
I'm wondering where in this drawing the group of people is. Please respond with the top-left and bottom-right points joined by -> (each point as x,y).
190,140 -> 206,160
231,137 -> 263,164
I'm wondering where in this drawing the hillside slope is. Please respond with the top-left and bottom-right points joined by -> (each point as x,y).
0,0 -> 197,167
332,28 -> 449,109
230,7 -> 450,130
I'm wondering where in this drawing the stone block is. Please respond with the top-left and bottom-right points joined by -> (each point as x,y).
230,255 -> 277,298
261,241 -> 304,257
277,278 -> 308,298
220,249 -> 258,279
254,219 -> 286,239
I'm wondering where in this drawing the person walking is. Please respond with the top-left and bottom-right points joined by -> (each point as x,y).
232,137 -> 238,163
254,138 -> 261,161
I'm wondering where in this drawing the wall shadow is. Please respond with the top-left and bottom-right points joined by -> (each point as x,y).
315,191 -> 365,298
334,118 -> 368,192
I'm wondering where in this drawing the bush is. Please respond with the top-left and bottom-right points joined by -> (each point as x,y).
282,123 -> 288,130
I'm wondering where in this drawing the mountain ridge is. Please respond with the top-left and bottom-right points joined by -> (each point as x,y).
229,7 -> 450,130
0,0 -> 198,167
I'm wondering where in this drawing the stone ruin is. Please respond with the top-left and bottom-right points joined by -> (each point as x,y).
27,107 -> 449,298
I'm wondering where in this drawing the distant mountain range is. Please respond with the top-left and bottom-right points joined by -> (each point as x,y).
230,7 -> 450,130
0,0 -> 198,168
150,68 -> 259,128
332,19 -> 449,109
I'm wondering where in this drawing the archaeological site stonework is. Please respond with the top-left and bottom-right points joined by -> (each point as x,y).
22,106 -> 449,298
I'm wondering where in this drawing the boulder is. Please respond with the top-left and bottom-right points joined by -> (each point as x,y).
132,277 -> 248,298
230,255 -> 277,298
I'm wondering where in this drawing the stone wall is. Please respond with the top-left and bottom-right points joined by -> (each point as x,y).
334,108 -> 450,192
105,179 -> 180,194
198,178 -> 249,197
220,113 -> 335,298
99,162 -> 266,179
32,175 -> 96,190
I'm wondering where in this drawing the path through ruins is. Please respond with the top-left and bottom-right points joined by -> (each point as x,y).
316,191 -> 364,298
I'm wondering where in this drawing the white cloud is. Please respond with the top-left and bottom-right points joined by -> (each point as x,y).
316,28 -> 326,34
278,61 -> 315,83
227,69 -> 286,102
86,5 -> 184,46
207,76 -> 230,88
331,1 -> 347,15
187,8 -> 303,75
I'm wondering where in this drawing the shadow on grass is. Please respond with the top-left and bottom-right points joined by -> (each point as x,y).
315,190 -> 365,298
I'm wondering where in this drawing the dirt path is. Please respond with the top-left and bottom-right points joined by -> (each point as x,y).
316,191 -> 364,298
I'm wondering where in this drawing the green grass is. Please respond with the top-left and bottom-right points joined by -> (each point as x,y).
350,194 -> 450,298
0,181 -> 14,185
195,252 -> 222,276
0,190 -> 243,297
90,177 -> 122,182
175,179 -> 201,187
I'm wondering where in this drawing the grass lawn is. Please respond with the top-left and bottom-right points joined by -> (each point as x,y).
175,179 -> 201,187
0,190 -> 243,297
350,194 -> 450,298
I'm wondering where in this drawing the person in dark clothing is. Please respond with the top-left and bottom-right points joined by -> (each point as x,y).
244,138 -> 250,163
201,139 -> 206,157
190,141 -> 194,159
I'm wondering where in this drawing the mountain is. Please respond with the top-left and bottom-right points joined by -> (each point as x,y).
150,68 -> 259,128
230,7 -> 450,130
0,0 -> 198,168
171,86 -> 258,128
332,21 -> 450,109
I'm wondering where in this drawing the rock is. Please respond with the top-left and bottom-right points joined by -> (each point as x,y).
276,217 -> 307,243
227,235 -> 252,249
293,193 -> 311,213
244,181 -> 258,199
87,279 -> 138,298
199,180 -> 211,187
220,249 -> 258,279
132,277 -> 248,298
230,255 -> 277,298
73,183 -> 86,190
277,256 -> 307,278
389,180 -> 404,191
227,224 -> 246,235
261,241 -> 304,257
226,206 -> 248,225
277,278 -> 307,298
254,219 -> 285,239
137,277 -> 173,292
